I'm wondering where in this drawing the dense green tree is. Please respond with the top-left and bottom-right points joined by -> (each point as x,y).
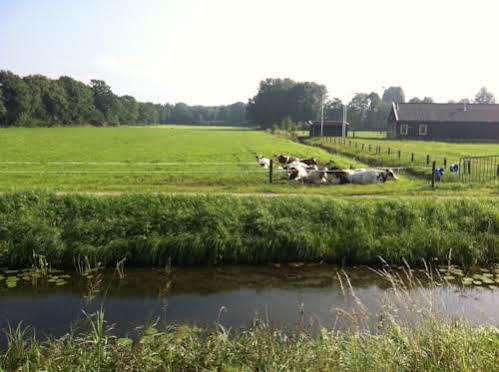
0,70 -> 31,125
116,95 -> 139,124
59,76 -> 96,123
382,86 -> 405,103
474,87 -> 495,104
324,98 -> 343,121
247,78 -> 326,128
90,79 -> 116,118
0,89 -> 5,118
347,93 -> 370,129
137,102 -> 159,124
171,102 -> 195,124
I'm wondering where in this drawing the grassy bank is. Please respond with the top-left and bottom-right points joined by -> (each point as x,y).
2,315 -> 497,371
0,193 -> 497,267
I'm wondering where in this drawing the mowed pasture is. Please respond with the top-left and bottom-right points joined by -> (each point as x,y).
0,126 -> 495,196
0,125 -> 374,193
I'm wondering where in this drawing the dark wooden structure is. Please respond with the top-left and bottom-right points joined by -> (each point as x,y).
388,103 -> 499,141
309,120 -> 349,137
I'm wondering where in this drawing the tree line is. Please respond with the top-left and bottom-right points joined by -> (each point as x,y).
247,80 -> 496,131
0,70 -> 246,127
1,69 -> 496,129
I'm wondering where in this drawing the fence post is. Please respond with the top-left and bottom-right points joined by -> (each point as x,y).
369,144 -> 371,152
362,143 -> 365,151
496,164 -> 499,177
269,159 -> 273,184
426,154 -> 430,165
411,153 -> 414,162
431,161 -> 436,189
468,160 -> 471,175
398,150 -> 401,159
388,147 -> 391,155
443,157 -> 447,168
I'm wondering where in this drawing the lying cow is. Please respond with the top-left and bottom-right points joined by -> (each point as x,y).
287,161 -> 328,184
276,154 -> 299,168
277,154 -> 319,169
334,168 -> 397,184
255,155 -> 271,169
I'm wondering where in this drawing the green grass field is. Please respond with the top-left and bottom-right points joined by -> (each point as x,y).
348,130 -> 387,139
0,125 -> 368,192
0,125 -> 496,197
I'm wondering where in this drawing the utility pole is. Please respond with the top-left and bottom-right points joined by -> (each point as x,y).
342,104 -> 347,138
320,95 -> 325,137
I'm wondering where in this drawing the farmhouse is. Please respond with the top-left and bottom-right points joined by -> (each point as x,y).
388,103 -> 499,141
308,120 -> 349,137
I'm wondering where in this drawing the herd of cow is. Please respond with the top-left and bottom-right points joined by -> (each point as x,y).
256,154 -> 398,185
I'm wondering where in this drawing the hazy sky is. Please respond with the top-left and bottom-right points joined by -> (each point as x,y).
1,0 -> 498,105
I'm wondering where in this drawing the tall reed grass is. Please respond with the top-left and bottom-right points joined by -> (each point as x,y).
0,192 -> 497,267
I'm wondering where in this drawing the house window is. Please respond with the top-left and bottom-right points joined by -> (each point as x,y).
419,124 -> 428,136
400,124 -> 408,136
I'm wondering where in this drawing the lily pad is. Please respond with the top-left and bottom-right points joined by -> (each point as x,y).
4,270 -> 19,274
473,280 -> 482,286
443,275 -> 455,281
144,326 -> 158,336
481,273 -> 493,278
482,278 -> 494,285
55,280 -> 67,286
116,338 -> 133,348
6,281 -> 17,288
479,268 -> 490,273
488,285 -> 498,290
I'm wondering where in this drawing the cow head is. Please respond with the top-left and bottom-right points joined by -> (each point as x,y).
287,167 -> 299,180
385,168 -> 398,180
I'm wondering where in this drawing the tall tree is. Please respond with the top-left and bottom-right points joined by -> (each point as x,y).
474,87 -> 495,104
247,78 -> 326,128
0,88 -> 5,118
0,70 -> 31,125
59,76 -> 96,123
117,95 -> 139,124
324,97 -> 343,121
347,93 -> 370,129
91,79 -> 116,118
382,86 -> 405,103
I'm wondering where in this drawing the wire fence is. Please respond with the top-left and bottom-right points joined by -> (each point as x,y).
317,137 -> 498,185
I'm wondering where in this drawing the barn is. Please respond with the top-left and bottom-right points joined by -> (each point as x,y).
388,103 -> 499,141
308,120 -> 349,137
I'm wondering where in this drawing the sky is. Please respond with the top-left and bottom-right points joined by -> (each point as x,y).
1,0 -> 498,106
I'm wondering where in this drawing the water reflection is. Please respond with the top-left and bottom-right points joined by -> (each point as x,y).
0,265 -> 497,341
